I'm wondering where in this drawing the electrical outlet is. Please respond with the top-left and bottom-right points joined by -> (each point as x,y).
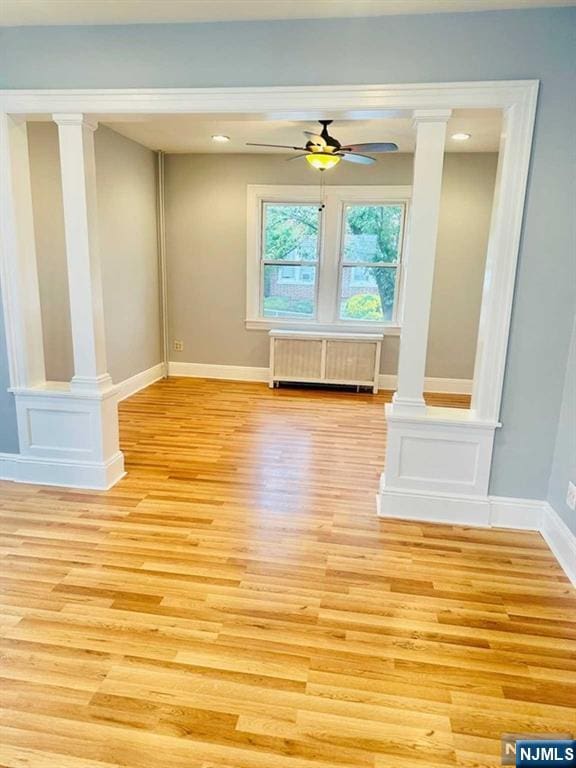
567,481 -> 576,512
173,340 -> 183,352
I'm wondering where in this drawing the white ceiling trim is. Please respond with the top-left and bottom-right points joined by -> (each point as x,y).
1,0 -> 574,27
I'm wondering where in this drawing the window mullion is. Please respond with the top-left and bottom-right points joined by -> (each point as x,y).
317,192 -> 342,324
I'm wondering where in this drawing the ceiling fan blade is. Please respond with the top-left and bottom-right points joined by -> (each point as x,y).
286,154 -> 310,161
341,142 -> 399,153
246,142 -> 308,150
342,152 -> 376,165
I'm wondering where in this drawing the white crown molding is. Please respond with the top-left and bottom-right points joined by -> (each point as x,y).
1,1 -> 572,28
0,81 -> 539,116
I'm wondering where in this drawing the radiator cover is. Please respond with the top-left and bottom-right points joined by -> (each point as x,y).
269,330 -> 383,393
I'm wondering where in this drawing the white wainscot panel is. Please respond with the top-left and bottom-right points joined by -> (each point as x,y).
384,410 -> 497,498
9,385 -> 125,489
13,385 -> 122,468
27,408 -> 92,452
398,436 -> 479,484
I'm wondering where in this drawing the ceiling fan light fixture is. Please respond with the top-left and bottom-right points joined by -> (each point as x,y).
305,152 -> 342,171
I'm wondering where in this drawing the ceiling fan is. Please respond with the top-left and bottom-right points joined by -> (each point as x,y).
246,119 -> 398,170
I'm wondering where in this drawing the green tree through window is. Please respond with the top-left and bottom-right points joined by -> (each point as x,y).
259,199 -> 405,322
262,204 -> 320,318
343,205 -> 403,319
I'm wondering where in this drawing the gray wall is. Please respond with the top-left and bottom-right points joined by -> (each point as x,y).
0,289 -> 19,453
27,122 -> 73,380
427,153 -> 498,379
26,122 -> 162,385
0,7 -> 574,502
166,152 -> 496,378
547,313 -> 576,535
94,126 -> 162,383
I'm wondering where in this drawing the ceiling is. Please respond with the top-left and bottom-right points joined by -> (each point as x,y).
99,110 -> 502,154
1,0 -> 574,26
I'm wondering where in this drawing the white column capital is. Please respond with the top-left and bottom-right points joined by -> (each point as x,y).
52,113 -> 98,131
412,109 -> 452,126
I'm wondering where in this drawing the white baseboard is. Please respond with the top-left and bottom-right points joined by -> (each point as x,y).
116,362 -> 165,401
168,362 -> 472,393
488,495 -> 544,529
377,485 -> 491,526
540,502 -> 576,587
168,361 -> 269,382
377,486 -> 576,587
379,374 -> 472,394
0,450 -> 125,490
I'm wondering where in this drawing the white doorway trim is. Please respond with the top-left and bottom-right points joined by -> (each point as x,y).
0,81 -> 538,493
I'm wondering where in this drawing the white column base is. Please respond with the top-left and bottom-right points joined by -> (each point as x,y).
10,381 -> 125,490
1,450 -> 125,490
389,393 -> 427,415
378,403 -> 499,526
383,403 -> 498,495
377,481 -> 492,526
70,373 -> 115,394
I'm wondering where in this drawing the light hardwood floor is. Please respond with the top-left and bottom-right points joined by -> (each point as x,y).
0,377 -> 574,768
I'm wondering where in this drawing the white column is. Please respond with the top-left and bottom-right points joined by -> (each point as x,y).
0,115 -> 46,388
53,113 -> 112,393
391,109 -> 451,414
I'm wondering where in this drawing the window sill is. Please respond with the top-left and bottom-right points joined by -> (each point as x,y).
245,319 -> 401,336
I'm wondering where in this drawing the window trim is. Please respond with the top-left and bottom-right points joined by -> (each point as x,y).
246,185 -> 412,332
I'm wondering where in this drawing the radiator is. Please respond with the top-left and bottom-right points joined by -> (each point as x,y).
269,330 -> 383,393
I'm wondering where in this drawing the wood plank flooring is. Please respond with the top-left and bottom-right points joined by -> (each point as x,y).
0,377 -> 574,768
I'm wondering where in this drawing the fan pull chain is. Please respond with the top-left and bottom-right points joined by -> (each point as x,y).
318,169 -> 326,213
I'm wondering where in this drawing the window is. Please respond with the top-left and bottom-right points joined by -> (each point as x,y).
247,186 -> 411,330
339,204 -> 404,322
261,203 -> 320,319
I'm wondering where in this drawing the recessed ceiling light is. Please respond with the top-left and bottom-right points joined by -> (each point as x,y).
451,132 -> 471,141
212,134 -> 230,143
